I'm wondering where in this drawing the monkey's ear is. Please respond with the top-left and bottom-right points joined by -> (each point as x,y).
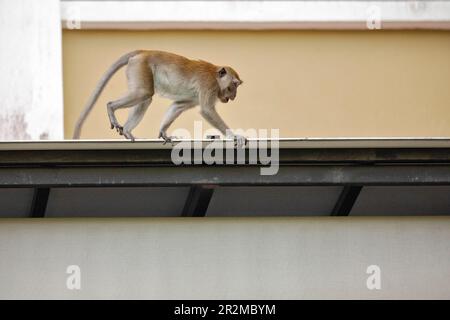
218,67 -> 227,78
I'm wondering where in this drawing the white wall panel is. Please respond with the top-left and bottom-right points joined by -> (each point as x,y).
0,0 -> 63,140
0,217 -> 449,299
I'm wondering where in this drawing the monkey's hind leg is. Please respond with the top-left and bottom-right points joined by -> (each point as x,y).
107,90 -> 151,136
122,99 -> 151,141
107,56 -> 154,136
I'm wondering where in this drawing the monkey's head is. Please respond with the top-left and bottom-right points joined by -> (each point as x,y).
216,67 -> 243,104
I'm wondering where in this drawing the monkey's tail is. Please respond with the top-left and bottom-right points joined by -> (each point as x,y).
72,50 -> 142,139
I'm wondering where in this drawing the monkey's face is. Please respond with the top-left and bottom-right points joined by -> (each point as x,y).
217,67 -> 243,104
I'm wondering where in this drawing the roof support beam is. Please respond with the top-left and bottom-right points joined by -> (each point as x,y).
331,186 -> 363,216
182,186 -> 214,217
1,165 -> 450,187
30,187 -> 50,218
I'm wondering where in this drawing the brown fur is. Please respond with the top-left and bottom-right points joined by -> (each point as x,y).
73,50 -> 243,145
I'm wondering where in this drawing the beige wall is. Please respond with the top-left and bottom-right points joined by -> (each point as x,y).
63,30 -> 450,139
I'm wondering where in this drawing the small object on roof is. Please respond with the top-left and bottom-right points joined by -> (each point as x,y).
206,135 -> 221,140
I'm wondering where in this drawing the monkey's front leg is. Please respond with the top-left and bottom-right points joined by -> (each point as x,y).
159,101 -> 195,145
200,107 -> 247,148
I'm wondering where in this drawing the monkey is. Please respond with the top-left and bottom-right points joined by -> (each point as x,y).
72,50 -> 245,146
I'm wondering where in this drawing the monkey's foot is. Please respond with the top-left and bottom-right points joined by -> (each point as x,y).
110,123 -> 124,136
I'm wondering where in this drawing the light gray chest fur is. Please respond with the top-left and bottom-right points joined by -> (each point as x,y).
153,66 -> 198,102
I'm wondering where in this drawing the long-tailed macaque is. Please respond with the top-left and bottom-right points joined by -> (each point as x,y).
73,50 -> 245,146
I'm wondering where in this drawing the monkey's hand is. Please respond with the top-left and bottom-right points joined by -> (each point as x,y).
227,133 -> 247,148
158,131 -> 179,146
